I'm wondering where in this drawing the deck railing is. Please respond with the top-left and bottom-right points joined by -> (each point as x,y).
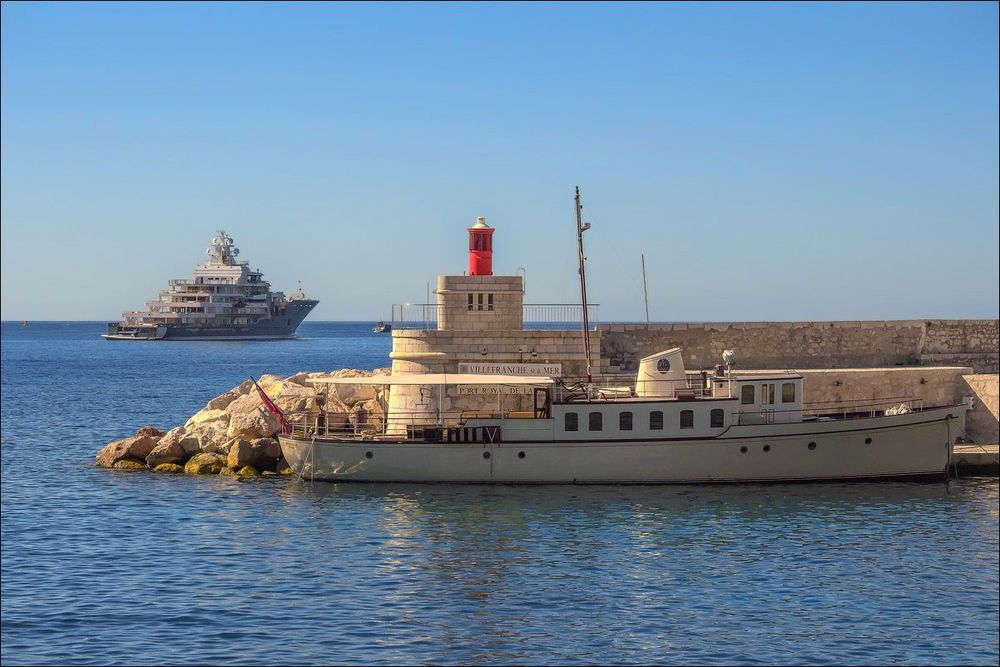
390,303 -> 600,330
285,408 -> 534,441
282,393 -> 928,442
731,397 -> 924,425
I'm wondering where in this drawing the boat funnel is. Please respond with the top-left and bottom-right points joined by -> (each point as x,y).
635,347 -> 687,397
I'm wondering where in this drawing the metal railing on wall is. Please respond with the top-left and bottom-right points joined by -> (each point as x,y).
390,303 -> 600,330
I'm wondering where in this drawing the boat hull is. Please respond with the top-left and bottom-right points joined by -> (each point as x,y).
104,299 -> 318,341
278,405 -> 965,484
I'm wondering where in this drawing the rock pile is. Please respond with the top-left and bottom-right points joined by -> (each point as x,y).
96,368 -> 390,477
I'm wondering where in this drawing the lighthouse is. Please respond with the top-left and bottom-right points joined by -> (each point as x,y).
434,216 -> 523,331
467,216 -> 495,276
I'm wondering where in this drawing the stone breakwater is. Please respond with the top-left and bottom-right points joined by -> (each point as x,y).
95,368 -> 390,477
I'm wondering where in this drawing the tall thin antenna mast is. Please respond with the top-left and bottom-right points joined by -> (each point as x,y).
575,186 -> 593,384
641,253 -> 650,324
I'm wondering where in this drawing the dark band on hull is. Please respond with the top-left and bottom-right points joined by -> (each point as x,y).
106,299 -> 318,340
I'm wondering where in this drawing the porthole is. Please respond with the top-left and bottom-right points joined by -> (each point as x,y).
808,442 -> 817,450
483,451 -> 491,460
739,446 -> 748,454
517,451 -> 526,459
865,437 -> 872,445
365,451 -> 373,459
763,444 -> 771,453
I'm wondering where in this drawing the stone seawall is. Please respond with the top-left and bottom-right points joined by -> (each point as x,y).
598,319 -> 998,374
962,374 -> 1000,445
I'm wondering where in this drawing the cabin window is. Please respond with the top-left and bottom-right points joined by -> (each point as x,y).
487,294 -> 494,311
741,385 -> 755,405
680,410 -> 694,429
619,411 -> 633,431
564,412 -> 578,432
650,411 -> 664,430
711,409 -> 724,428
589,412 -> 603,431
763,383 -> 775,405
468,294 -> 474,311
782,382 -> 796,403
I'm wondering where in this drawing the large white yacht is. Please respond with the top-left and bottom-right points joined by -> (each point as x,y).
103,231 -> 318,340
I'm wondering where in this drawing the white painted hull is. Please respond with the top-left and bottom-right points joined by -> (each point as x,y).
278,405 -> 966,484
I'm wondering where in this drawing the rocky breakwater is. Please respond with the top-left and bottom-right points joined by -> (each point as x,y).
96,368 -> 390,477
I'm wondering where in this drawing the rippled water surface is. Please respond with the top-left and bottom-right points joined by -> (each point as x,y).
2,322 -> 998,665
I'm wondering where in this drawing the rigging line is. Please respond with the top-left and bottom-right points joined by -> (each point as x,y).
591,222 -> 650,322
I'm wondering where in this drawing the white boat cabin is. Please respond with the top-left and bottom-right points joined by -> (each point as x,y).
303,347 -> 804,442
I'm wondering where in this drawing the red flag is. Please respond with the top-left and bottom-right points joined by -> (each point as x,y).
250,376 -> 291,435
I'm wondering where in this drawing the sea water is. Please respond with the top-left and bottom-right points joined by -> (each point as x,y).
2,322 -> 998,665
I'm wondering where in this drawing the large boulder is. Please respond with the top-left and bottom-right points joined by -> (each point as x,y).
176,423 -> 229,455
262,437 -> 282,459
184,452 -> 227,475
227,409 -> 280,440
96,433 -> 161,468
185,408 -> 230,429
145,436 -> 188,467
135,426 -> 166,438
113,458 -> 147,470
226,437 -> 282,469
205,380 -> 254,411
156,426 -> 205,457
251,374 -> 289,399
320,369 -> 381,407
285,371 -> 328,386
226,383 -> 313,417
225,393 -> 263,416
270,383 -> 318,416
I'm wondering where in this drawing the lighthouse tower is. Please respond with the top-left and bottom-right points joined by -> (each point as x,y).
436,217 -> 523,331
467,216 -> 494,276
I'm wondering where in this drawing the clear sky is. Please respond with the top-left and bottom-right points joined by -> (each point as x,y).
2,2 -> 997,322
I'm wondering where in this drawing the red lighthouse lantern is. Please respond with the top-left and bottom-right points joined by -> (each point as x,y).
467,216 -> 494,276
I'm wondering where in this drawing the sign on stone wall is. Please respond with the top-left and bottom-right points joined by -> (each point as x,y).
457,386 -> 534,395
458,362 -> 562,377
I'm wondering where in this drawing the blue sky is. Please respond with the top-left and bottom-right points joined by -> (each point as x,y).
2,2 -> 997,322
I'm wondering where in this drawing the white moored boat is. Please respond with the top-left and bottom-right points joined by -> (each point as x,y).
277,347 -> 969,484
277,188 -> 970,484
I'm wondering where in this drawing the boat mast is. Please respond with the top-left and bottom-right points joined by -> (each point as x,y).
641,253 -> 650,324
575,186 -> 593,384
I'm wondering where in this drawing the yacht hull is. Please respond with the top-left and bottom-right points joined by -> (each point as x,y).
278,405 -> 965,484
104,300 -> 318,341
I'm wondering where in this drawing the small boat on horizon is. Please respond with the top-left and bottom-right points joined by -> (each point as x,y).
372,320 -> 391,333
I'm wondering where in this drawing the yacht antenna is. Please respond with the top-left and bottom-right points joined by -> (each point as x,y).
641,253 -> 650,324
575,186 -> 593,384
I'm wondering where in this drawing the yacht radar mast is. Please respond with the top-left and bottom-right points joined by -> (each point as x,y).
206,230 -> 241,265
